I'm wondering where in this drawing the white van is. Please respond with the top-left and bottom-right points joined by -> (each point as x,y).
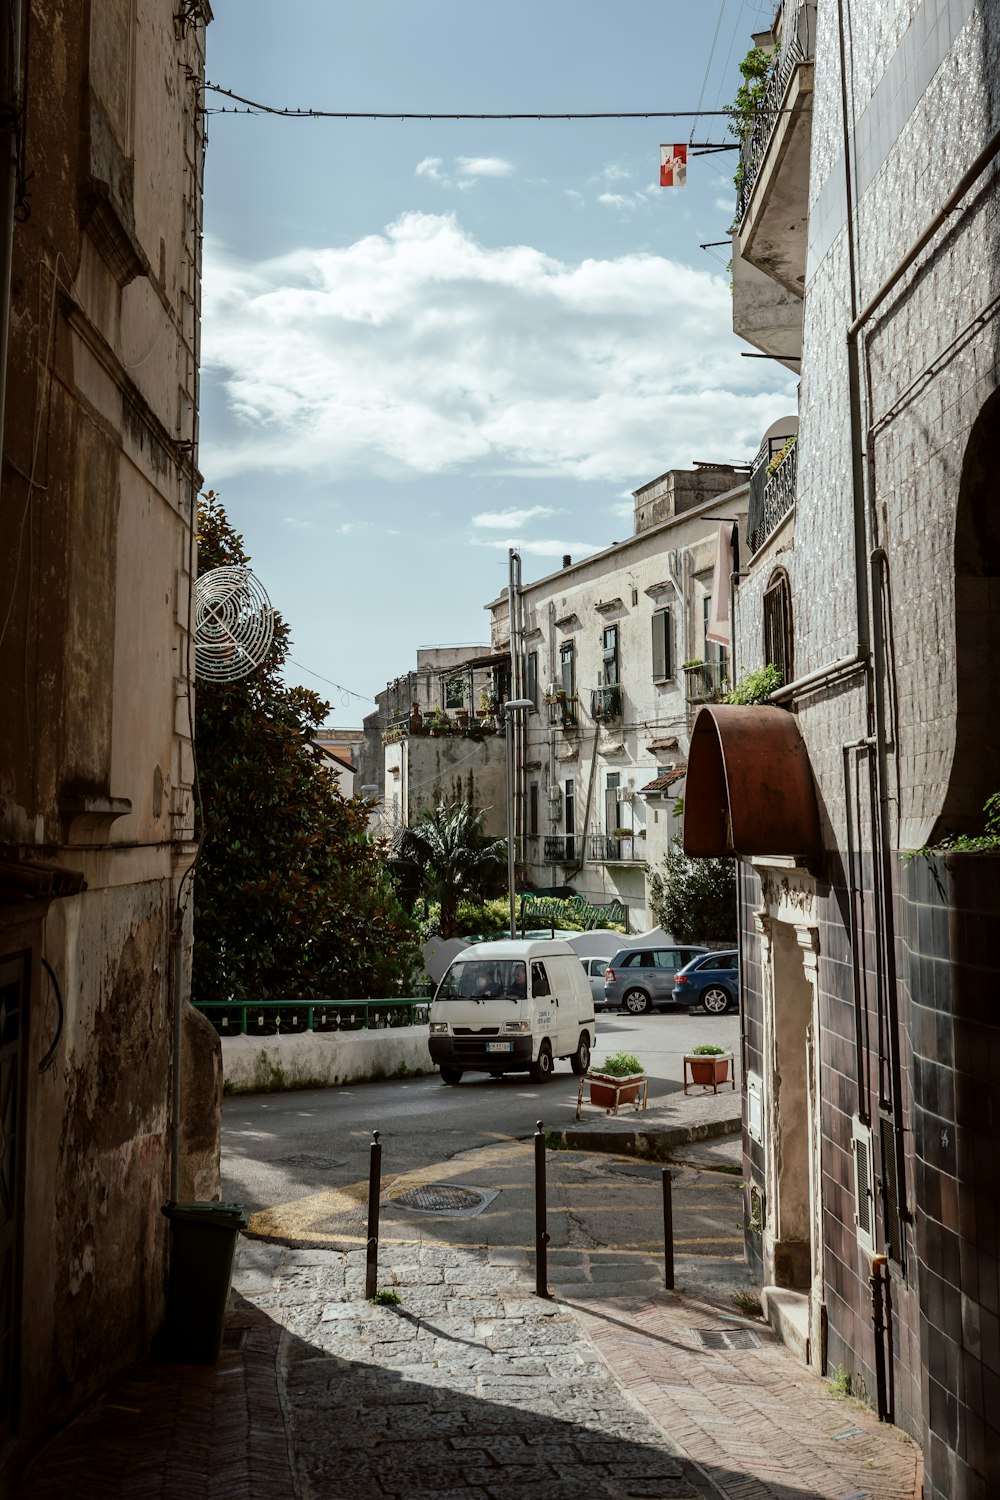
427,938 -> 595,1085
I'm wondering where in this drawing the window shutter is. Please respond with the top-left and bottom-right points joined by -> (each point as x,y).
652,609 -> 672,679
853,1116 -> 876,1253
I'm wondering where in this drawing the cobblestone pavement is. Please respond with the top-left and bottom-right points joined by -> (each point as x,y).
13,1129 -> 922,1500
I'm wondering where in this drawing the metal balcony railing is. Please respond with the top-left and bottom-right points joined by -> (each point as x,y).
543,835 -> 576,862
747,433 -> 797,556
734,0 -> 815,225
588,834 -> 648,864
683,659 -> 728,706
590,684 -> 622,721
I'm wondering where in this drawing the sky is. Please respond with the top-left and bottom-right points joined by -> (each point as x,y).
200,0 -> 794,722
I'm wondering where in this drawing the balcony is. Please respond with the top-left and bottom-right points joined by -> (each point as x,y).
543,835 -> 576,862
683,659 -> 728,708
589,833 -> 648,865
543,692 -> 578,727
590,685 -> 622,721
747,429 -> 797,557
735,0 -> 815,296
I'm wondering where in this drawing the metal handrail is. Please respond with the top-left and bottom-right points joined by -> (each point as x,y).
734,0 -> 815,225
195,997 -> 432,1036
588,833 -> 648,864
748,436 -> 797,555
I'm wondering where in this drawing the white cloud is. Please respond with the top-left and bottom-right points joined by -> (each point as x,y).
471,505 -> 564,529
469,536 -> 605,559
415,155 -> 514,190
456,156 -> 514,178
715,194 -> 735,214
202,212 -> 794,486
416,157 -> 447,183
284,516 -> 313,529
597,188 -> 657,213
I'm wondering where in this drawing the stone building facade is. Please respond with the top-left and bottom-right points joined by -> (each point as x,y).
361,646 -> 510,841
691,2 -> 1000,1494
0,0 -> 216,1476
488,466 -> 749,932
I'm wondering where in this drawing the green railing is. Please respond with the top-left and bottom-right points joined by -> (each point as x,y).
195,997 -> 432,1038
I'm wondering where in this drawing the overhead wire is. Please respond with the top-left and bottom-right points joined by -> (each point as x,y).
203,83 -> 750,122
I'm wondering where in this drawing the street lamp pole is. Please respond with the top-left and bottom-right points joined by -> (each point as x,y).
504,698 -> 534,939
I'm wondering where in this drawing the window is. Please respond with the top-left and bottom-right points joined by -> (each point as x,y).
528,783 -> 539,836
444,677 -> 464,709
525,651 -> 538,709
559,640 -> 575,700
564,777 -> 576,859
763,570 -> 793,686
531,962 -> 551,997
601,624 -> 619,686
604,772 -> 621,835
652,607 -> 673,680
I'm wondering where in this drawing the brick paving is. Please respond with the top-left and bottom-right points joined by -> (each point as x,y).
14,1234 -> 922,1500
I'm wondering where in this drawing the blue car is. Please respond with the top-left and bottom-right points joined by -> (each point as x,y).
671,950 -> 739,1014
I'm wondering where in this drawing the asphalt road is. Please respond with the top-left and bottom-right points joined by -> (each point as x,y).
222,1009 -> 740,1215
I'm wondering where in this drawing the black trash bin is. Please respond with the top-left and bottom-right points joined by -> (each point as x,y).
159,1200 -> 247,1363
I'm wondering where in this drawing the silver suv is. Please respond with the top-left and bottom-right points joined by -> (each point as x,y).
604,945 -> 709,1015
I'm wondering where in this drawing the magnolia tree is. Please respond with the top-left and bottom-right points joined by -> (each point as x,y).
192,491 -> 420,1001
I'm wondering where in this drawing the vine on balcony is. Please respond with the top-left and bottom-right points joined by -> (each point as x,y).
728,44 -> 776,198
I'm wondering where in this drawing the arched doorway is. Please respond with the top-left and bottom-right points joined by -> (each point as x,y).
940,389 -> 1000,832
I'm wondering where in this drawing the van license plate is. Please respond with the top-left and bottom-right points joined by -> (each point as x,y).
486,1042 -> 513,1053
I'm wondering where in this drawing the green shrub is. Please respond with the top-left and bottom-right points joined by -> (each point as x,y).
597,1051 -> 644,1078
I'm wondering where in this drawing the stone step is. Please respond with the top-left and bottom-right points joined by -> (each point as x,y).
762,1285 -> 810,1364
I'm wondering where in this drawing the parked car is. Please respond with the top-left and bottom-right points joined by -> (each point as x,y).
578,955 -> 613,1008
671,950 -> 739,1014
603,945 -> 709,1014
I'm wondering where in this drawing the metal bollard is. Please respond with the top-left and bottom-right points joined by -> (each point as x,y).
662,1168 -> 674,1291
534,1120 -> 550,1299
365,1129 -> 382,1300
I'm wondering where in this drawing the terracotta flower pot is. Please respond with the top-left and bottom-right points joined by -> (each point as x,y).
588,1071 -> 644,1107
689,1056 -> 730,1086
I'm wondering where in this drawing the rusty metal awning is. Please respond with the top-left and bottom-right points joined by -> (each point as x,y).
682,704 -> 821,860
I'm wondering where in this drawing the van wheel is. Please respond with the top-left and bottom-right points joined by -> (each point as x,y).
623,988 -> 652,1016
530,1042 -> 553,1083
439,1066 -> 463,1085
571,1033 -> 591,1075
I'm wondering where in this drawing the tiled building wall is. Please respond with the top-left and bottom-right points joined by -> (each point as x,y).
900,851 -> 1000,1499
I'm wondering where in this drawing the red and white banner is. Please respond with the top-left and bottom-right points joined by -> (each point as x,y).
659,143 -> 687,187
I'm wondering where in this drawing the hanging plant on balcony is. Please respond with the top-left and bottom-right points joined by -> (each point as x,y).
766,432 -> 797,479
727,44 -> 777,208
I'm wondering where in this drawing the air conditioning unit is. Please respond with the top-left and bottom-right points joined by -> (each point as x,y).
546,784 -> 563,814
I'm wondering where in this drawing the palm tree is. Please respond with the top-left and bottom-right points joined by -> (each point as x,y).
395,802 -> 507,938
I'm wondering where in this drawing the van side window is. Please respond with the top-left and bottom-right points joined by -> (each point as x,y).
531,962 -> 551,997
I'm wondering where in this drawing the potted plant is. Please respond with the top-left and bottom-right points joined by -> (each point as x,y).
687,1043 -> 731,1087
588,1049 -> 645,1108
610,826 -> 633,839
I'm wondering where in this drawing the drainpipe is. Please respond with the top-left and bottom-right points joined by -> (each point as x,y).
869,1254 -> 890,1421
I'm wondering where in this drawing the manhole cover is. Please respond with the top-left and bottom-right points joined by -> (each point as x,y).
386,1184 -> 499,1218
691,1327 -> 761,1351
274,1154 -> 345,1171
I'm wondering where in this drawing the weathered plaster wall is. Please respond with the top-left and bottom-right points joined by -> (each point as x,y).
0,0 -> 212,1470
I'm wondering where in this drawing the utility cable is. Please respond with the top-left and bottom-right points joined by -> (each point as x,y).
203,83 -> 750,121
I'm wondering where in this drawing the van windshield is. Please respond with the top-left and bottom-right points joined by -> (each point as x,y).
436,959 -> 527,1002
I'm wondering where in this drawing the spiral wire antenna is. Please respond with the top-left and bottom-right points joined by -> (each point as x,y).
194,565 -> 275,682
